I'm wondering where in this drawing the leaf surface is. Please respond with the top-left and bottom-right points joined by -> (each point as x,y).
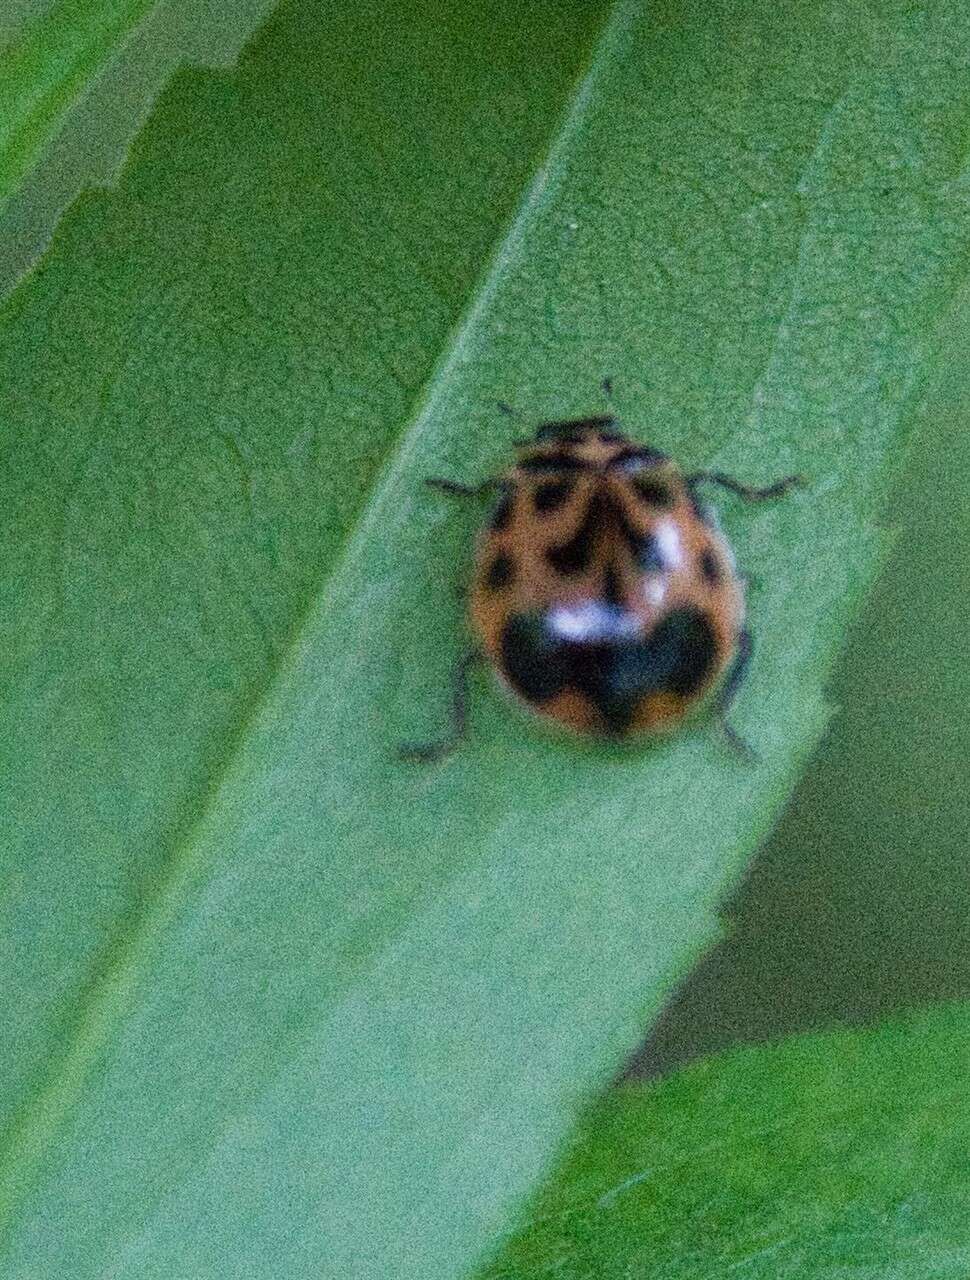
637,271 -> 970,1074
485,1003 -> 970,1279
2,1 -> 970,1277
0,0 -> 277,296
0,0 -> 160,202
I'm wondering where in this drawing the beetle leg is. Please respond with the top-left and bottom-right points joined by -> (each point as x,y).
399,648 -> 481,764
715,627 -> 757,763
426,476 -> 501,498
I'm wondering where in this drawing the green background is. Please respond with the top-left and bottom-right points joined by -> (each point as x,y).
636,272 -> 970,1077
3,0 -> 970,1276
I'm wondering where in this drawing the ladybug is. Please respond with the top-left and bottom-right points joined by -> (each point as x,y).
403,399 -> 802,762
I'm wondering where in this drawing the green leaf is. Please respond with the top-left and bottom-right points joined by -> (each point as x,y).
0,0 -> 278,296
0,0 -> 160,203
483,1003 -> 970,1278
2,1 -> 970,1278
638,271 -> 970,1074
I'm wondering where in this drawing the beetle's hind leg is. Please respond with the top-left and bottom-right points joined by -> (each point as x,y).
399,648 -> 481,764
714,627 -> 757,763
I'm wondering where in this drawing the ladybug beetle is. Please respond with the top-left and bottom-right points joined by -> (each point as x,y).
403,396 -> 802,762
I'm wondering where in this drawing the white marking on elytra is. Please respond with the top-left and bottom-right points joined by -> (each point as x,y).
653,517 -> 685,571
547,600 -> 641,644
643,577 -> 667,607
640,517 -> 684,609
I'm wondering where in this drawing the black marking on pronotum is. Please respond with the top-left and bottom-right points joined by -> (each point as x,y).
574,606 -> 719,731
534,415 -> 617,442
533,478 -> 575,514
489,489 -> 514,531
700,547 -> 722,585
518,452 -> 594,475
568,640 -> 645,734
485,552 -> 515,590
632,473 -> 675,508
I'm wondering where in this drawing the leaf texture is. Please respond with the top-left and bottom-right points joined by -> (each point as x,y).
485,1003 -> 970,1279
1,0 -> 970,1276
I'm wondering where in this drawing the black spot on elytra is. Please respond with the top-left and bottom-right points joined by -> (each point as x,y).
545,489 -> 607,576
700,547 -> 722,585
501,613 -> 569,704
634,531 -> 666,573
489,490 -> 513,531
500,604 -> 718,732
546,487 -> 662,578
650,607 -> 719,696
485,552 -> 515,590
632,474 -> 675,509
546,534 -> 591,577
602,561 -> 625,606
534,478 -> 575,514
608,497 -> 664,572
